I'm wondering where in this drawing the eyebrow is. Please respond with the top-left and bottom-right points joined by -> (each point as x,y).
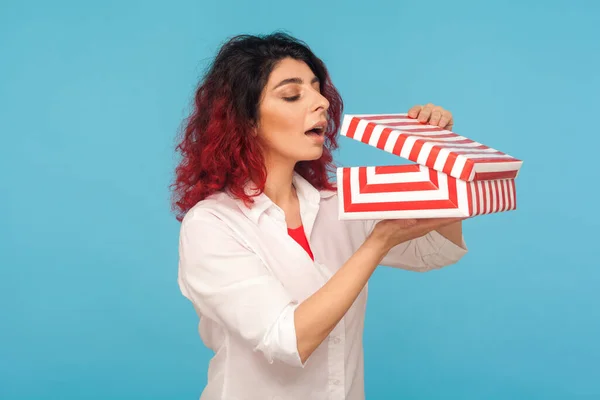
272,76 -> 320,90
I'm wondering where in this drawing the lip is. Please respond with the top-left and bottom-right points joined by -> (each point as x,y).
306,133 -> 325,144
306,120 -> 328,132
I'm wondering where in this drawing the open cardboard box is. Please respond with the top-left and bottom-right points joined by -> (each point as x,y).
337,113 -> 523,220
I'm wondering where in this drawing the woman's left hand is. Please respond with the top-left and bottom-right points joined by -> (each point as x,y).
407,103 -> 454,130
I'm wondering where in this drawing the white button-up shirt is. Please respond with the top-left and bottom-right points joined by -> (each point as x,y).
178,172 -> 468,400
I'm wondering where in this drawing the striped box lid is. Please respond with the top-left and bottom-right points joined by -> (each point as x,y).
340,113 -> 523,182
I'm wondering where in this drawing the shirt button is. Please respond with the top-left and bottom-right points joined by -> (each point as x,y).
332,336 -> 341,344
334,379 -> 341,385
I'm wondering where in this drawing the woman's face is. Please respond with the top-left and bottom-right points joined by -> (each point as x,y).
255,57 -> 330,167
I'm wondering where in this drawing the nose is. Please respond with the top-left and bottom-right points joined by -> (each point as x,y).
312,88 -> 330,112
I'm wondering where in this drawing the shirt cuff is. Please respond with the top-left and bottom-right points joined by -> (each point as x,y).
422,230 -> 468,269
254,301 -> 306,368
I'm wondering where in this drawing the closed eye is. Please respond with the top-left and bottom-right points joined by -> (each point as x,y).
283,95 -> 300,102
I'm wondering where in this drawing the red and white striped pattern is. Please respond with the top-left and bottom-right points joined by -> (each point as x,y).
340,113 -> 523,182
337,164 -> 517,220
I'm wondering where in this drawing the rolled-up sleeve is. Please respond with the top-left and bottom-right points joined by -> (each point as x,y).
361,219 -> 468,272
177,209 -> 305,368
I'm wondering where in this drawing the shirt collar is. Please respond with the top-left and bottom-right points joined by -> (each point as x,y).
230,171 -> 336,223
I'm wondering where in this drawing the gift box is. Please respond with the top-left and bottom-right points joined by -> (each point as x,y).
336,113 -> 523,220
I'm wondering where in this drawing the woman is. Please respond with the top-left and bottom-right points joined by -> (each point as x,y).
172,32 -> 468,400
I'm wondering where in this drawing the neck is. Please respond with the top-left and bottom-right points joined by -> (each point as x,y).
262,155 -> 297,207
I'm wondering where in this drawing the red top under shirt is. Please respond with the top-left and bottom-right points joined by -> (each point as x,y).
287,224 -> 314,261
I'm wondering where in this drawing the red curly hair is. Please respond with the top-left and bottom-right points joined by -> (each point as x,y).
171,32 -> 344,221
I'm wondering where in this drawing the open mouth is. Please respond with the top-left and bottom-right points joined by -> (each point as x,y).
305,121 -> 327,137
305,126 -> 325,136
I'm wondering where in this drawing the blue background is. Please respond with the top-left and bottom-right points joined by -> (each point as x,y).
2,0 -> 599,398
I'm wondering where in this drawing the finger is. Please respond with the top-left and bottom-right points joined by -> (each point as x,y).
438,113 -> 452,130
436,217 -> 466,229
406,218 -> 419,227
407,105 -> 422,119
418,104 -> 434,123
439,217 -> 466,226
388,218 -> 418,228
416,217 -> 465,229
429,108 -> 443,126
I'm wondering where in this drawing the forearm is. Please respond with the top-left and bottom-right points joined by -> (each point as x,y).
294,237 -> 387,363
435,220 -> 464,248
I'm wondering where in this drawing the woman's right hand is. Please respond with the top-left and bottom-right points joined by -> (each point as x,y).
368,217 -> 465,254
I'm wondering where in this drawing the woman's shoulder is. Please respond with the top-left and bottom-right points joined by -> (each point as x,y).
318,188 -> 337,199
181,191 -> 240,226
316,188 -> 339,212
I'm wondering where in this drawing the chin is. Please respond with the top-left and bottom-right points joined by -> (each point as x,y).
299,149 -> 324,162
